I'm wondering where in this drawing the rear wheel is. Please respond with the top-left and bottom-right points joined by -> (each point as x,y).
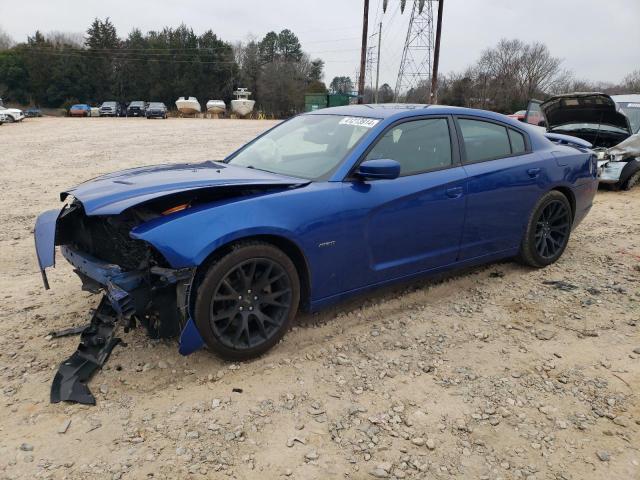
6,115 -> 15,123
519,191 -> 573,268
194,243 -> 300,360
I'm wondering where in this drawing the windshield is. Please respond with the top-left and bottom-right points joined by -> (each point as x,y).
130,101 -> 144,107
551,123 -> 629,135
149,102 -> 164,108
618,103 -> 640,133
227,114 -> 378,180
101,102 -> 116,107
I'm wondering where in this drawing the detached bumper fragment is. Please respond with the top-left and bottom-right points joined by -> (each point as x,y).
34,209 -> 61,289
51,297 -> 122,405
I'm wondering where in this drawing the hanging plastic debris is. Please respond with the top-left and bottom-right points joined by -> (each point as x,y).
419,0 -> 426,14
400,0 -> 406,14
383,0 -> 388,13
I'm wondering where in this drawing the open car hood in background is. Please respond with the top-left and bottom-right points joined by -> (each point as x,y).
62,161 -> 308,215
541,92 -> 632,133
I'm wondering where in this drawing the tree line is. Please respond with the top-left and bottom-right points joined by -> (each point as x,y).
416,39 -> 639,113
2,22 -> 638,116
0,19 -> 328,116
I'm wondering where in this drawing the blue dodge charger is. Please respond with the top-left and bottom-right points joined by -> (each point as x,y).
35,104 -> 598,362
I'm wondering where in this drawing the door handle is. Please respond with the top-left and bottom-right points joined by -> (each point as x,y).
445,186 -> 464,198
527,168 -> 541,178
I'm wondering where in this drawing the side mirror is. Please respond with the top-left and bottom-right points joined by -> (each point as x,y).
356,159 -> 401,180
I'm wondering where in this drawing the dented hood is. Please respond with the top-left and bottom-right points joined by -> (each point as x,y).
541,92 -> 632,133
62,161 -> 308,215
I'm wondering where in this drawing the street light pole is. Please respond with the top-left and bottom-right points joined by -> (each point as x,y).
430,0 -> 444,104
358,0 -> 370,104
374,21 -> 382,103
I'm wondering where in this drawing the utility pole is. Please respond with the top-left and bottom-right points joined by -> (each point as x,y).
357,0 -> 369,104
374,21 -> 382,103
430,0 -> 444,104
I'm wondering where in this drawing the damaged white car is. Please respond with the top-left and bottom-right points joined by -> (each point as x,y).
528,93 -> 640,190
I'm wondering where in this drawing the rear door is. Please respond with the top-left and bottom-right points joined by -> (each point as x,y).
341,116 -> 468,289
455,116 -> 546,260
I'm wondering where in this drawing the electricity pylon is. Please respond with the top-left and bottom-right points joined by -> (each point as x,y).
394,0 -> 437,102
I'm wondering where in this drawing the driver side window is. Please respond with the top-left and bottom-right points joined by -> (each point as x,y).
365,118 -> 452,176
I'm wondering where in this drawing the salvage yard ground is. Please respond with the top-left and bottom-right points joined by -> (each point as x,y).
0,118 -> 639,480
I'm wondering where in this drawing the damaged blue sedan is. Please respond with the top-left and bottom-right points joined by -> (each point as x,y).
35,104 -> 598,401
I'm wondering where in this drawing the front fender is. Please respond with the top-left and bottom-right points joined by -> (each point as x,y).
130,203 -> 305,269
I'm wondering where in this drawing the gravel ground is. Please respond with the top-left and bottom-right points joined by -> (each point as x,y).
0,117 -> 639,480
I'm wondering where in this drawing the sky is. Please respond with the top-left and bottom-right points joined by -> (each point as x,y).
1,0 -> 639,89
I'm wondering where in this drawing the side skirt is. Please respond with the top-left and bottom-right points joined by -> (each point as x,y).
309,247 -> 519,311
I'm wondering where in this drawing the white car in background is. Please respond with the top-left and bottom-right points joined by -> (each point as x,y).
0,105 -> 25,123
0,112 -> 6,125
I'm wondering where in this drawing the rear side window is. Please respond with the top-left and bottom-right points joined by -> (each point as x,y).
508,128 -> 526,154
365,118 -> 452,175
459,119 -> 511,162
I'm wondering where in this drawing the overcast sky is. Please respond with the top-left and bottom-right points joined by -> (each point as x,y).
1,0 -> 639,89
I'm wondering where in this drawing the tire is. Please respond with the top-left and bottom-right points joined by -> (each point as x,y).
194,242 -> 300,360
519,191 -> 573,268
622,169 -> 640,191
6,115 -> 15,123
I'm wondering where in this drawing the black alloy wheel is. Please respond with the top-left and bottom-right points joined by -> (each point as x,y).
210,258 -> 292,349
534,200 -> 571,259
194,243 -> 300,360
519,190 -> 573,268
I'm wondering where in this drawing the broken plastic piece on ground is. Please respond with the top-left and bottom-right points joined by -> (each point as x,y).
48,324 -> 90,339
178,317 -> 205,356
51,297 -> 121,405
543,280 -> 579,291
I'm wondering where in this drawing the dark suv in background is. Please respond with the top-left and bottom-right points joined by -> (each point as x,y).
145,102 -> 168,119
99,101 -> 122,117
127,101 -> 146,117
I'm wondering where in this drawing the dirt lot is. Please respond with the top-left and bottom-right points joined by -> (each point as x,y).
0,117 -> 639,480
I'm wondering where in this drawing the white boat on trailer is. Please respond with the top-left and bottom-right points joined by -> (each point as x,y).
175,97 -> 201,115
206,100 -> 226,118
231,88 -> 255,118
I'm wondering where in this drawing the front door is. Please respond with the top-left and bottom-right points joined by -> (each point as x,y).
340,117 -> 468,291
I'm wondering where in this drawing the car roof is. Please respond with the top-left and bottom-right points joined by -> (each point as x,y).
304,103 -> 527,126
611,94 -> 640,103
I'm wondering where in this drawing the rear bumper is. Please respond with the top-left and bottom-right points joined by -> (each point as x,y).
572,179 -> 598,228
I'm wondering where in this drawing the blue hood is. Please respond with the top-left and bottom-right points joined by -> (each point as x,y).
62,161 -> 308,215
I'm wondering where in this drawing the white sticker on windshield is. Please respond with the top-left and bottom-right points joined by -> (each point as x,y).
626,103 -> 640,108
339,117 -> 380,128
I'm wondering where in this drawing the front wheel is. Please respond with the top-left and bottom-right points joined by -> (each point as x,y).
519,191 -> 573,268
194,243 -> 300,360
6,115 -> 15,123
623,169 -> 640,191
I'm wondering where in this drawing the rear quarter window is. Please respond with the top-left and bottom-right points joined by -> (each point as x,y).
459,119 -> 511,162
508,128 -> 526,154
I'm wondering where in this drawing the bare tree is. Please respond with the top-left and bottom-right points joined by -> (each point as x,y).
45,31 -> 85,48
622,70 -> 640,93
0,27 -> 14,50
